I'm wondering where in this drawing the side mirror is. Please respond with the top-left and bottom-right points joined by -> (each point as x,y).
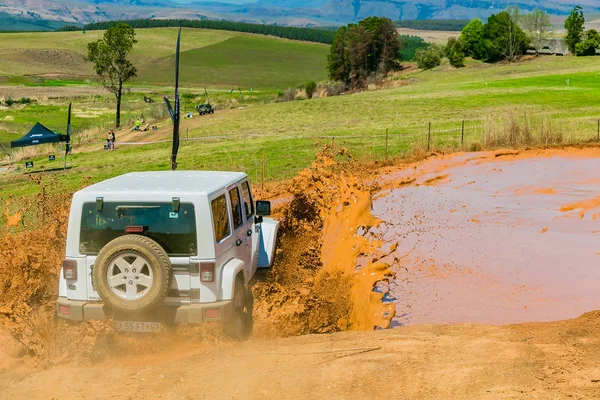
256,200 -> 271,216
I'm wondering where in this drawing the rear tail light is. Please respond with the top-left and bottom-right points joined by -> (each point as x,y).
62,259 -> 77,280
204,308 -> 220,319
200,262 -> 215,282
58,305 -> 71,316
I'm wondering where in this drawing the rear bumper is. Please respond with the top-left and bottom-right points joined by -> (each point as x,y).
56,297 -> 234,324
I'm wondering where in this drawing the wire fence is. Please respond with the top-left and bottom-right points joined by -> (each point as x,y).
6,117 -> 600,180
88,120 -> 484,151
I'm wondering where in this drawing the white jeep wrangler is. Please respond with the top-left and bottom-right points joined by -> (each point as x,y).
56,171 -> 279,339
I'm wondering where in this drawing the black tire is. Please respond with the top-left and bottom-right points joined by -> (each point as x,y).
93,235 -> 172,314
225,279 -> 253,340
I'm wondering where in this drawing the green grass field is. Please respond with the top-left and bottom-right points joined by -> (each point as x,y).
0,28 -> 328,89
1,29 -> 600,199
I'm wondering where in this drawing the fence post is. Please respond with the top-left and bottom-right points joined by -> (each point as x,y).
597,119 -> 599,141
461,120 -> 465,149
261,152 -> 265,191
331,137 -> 335,154
385,128 -> 389,160
427,122 -> 431,152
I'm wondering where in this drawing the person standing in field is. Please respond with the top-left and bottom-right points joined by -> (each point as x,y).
135,120 -> 141,131
106,131 -> 113,150
111,130 -> 116,150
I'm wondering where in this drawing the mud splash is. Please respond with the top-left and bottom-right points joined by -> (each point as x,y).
320,184 -> 395,330
1,150 -> 395,364
254,147 -> 395,334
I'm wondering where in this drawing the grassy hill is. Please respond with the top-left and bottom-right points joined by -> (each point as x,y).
138,35 -> 329,88
0,28 -> 328,89
2,54 -> 600,198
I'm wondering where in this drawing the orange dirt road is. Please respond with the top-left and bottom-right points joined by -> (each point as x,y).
1,312 -> 600,399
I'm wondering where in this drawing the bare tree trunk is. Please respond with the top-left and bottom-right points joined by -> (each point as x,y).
115,81 -> 123,128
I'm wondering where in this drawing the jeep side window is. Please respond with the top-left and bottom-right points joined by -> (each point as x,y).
229,187 -> 243,230
240,181 -> 254,220
211,195 -> 231,243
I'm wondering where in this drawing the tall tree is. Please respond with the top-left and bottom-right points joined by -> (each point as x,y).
328,26 -> 349,83
346,24 -> 372,86
522,9 -> 553,54
358,16 -> 400,74
327,17 -> 400,87
460,18 -> 487,60
565,6 -> 585,54
484,9 -> 529,62
87,23 -> 137,128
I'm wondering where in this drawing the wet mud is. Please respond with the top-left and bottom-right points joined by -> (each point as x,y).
1,149 -> 395,364
374,148 -> 600,326
253,148 -> 395,334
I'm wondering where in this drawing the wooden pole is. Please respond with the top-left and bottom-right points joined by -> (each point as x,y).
261,152 -> 265,191
385,128 -> 389,160
461,120 -> 465,149
597,119 -> 599,141
427,122 -> 431,152
331,137 -> 335,154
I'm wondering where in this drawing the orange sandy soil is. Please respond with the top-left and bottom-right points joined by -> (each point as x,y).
1,312 -> 599,399
2,147 -> 600,399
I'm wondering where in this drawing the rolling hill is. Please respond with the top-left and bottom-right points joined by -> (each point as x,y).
1,0 -> 600,30
0,28 -> 328,88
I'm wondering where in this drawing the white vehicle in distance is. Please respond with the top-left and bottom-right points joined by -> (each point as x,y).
56,171 -> 279,339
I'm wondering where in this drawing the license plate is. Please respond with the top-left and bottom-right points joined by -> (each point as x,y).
114,321 -> 162,333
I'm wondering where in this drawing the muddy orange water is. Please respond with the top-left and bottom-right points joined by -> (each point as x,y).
374,149 -> 600,326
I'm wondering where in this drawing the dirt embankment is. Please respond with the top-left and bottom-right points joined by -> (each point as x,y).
0,148 -> 395,363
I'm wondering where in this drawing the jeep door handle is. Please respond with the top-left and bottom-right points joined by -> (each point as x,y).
236,239 -> 243,246
247,229 -> 253,237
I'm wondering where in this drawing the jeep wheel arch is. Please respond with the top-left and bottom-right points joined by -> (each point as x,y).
220,258 -> 247,300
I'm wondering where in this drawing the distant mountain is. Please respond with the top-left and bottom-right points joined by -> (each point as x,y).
1,0 -> 599,30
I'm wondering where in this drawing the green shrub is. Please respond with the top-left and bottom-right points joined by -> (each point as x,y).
415,45 -> 444,70
305,81 -> 317,99
19,97 -> 31,104
4,98 -> 16,107
445,38 -> 466,68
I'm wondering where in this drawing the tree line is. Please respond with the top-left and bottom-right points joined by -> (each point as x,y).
395,20 -> 469,32
415,5 -> 599,71
60,19 -> 336,45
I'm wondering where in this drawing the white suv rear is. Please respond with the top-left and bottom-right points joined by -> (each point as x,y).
56,171 -> 279,339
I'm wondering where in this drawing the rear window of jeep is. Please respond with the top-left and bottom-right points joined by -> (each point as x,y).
79,202 -> 197,256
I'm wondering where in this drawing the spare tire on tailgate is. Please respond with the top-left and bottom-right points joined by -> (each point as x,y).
93,235 -> 172,313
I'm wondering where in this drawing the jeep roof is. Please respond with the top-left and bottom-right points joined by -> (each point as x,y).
75,171 -> 247,197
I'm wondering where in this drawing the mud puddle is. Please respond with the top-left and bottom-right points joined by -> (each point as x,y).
375,150 -> 600,326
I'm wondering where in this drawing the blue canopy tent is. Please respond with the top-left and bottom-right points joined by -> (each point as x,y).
10,122 -> 68,148
10,104 -> 72,171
